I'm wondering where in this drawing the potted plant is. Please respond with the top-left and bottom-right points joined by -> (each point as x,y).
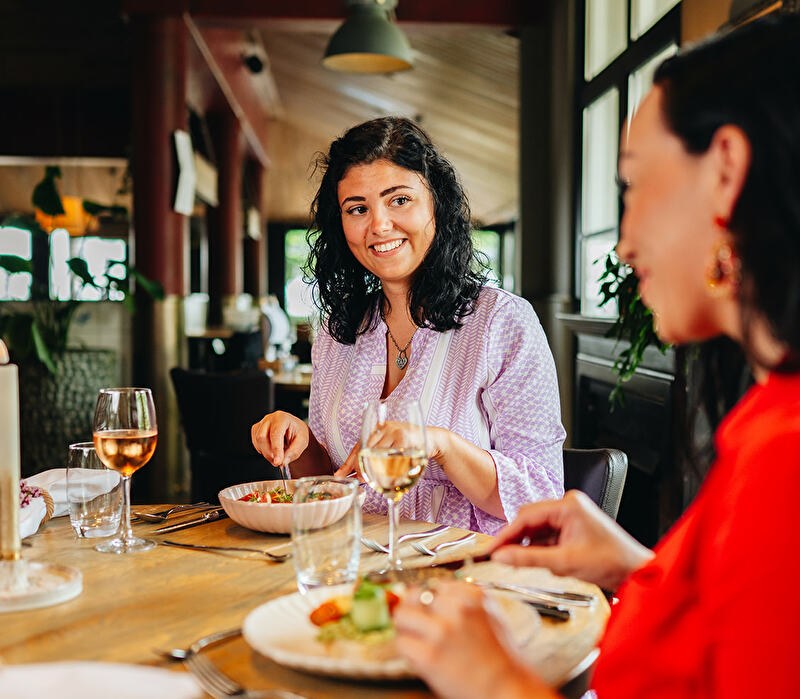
0,166 -> 163,475
597,251 -> 669,406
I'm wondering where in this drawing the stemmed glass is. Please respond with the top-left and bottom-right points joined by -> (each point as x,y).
359,398 -> 428,569
92,388 -> 158,554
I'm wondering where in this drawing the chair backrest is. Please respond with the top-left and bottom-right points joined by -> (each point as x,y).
563,447 -> 628,520
169,367 -> 278,500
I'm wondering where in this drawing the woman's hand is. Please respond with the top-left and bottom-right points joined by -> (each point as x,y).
251,411 -> 310,466
394,581 -> 557,699
332,422 -> 446,482
490,490 -> 654,591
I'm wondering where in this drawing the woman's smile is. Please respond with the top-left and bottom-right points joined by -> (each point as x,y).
371,238 -> 407,255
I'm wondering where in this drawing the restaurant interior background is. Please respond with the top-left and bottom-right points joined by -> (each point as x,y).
0,0 -> 775,547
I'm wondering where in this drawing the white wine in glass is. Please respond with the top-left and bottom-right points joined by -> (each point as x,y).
359,399 -> 427,569
93,388 -> 158,554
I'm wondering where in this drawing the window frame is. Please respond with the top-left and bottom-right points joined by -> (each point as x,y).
574,1 -> 681,313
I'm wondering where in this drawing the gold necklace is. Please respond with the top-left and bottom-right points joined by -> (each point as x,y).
386,326 -> 415,370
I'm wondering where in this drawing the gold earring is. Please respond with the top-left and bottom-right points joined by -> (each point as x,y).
705,240 -> 741,295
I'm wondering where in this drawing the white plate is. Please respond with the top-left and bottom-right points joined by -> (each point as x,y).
0,662 -> 201,699
243,583 -> 540,680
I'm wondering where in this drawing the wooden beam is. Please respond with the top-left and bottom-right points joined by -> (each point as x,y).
122,0 -> 546,26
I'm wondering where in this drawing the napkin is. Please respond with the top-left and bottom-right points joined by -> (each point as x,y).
0,662 -> 202,699
19,468 -> 119,538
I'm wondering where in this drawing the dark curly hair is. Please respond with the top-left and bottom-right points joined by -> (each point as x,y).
306,116 -> 489,345
654,13 -> 800,371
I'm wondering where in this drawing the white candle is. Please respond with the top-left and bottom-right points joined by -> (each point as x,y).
0,340 -> 21,561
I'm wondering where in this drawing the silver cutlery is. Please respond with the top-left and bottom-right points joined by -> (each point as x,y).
361,524 -> 449,553
185,652 -> 307,699
464,578 -> 595,607
155,627 -> 242,661
412,532 -> 476,556
160,539 -> 291,562
152,508 -> 227,534
132,502 -> 212,523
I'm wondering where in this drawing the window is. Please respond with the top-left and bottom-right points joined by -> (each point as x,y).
50,230 -> 127,301
283,228 -> 316,323
472,226 -> 516,291
577,0 -> 680,317
0,225 -> 33,300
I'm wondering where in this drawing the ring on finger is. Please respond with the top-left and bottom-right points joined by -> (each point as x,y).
419,588 -> 436,607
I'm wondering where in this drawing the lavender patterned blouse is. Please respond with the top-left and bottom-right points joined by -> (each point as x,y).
309,287 -> 565,535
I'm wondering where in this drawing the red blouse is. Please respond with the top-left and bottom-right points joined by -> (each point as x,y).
592,372 -> 800,697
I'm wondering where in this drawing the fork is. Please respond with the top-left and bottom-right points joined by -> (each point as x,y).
132,502 -> 210,522
361,524 -> 449,553
160,539 -> 291,562
412,532 -> 477,556
184,652 -> 306,699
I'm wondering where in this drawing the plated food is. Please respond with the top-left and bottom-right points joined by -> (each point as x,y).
237,487 -> 336,504
242,578 -> 540,680
219,480 -> 363,534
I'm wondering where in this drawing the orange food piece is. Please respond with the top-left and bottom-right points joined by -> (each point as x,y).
386,590 -> 400,614
310,600 -> 343,626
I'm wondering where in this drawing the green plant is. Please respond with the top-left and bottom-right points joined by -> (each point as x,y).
0,166 -> 163,374
597,252 -> 669,406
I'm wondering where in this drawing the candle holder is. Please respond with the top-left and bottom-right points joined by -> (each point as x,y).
0,340 -> 82,612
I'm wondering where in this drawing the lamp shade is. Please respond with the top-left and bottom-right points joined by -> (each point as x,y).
323,3 -> 412,74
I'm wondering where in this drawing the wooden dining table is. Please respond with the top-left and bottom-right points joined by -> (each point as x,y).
2,508 -> 609,698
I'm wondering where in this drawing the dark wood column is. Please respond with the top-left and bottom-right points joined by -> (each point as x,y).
207,110 -> 244,324
132,15 -> 187,296
243,159 -> 267,300
131,14 -> 189,502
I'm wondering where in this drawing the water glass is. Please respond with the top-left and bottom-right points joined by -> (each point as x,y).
291,477 -> 361,593
67,442 -> 122,538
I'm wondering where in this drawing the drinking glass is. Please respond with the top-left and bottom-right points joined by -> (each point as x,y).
92,388 -> 158,554
67,442 -> 122,538
292,476 -> 361,593
359,398 -> 428,569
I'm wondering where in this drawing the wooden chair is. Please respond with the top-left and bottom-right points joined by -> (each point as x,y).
563,448 -> 628,520
170,367 -> 280,502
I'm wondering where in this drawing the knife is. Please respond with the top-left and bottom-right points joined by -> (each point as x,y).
365,552 -> 574,621
153,508 -> 228,534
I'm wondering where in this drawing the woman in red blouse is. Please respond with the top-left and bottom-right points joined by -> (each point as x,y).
394,14 -> 800,698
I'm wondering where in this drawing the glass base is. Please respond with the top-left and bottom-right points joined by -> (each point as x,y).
0,560 -> 83,612
95,536 -> 156,554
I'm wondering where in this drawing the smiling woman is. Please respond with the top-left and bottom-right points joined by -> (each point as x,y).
251,117 -> 565,535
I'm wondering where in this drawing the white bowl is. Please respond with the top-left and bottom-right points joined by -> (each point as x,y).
218,479 -> 364,534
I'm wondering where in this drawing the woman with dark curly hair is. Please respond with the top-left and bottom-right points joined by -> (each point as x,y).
252,117 -> 565,534
394,14 -> 800,698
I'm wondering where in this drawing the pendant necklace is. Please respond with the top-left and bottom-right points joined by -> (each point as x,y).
386,326 -> 415,370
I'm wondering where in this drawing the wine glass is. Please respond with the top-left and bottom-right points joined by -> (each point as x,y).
92,388 -> 158,554
359,398 -> 428,569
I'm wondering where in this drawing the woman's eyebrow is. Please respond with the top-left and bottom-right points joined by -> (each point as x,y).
341,184 -> 413,207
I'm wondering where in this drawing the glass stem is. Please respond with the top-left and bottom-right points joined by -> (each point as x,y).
120,475 -> 133,543
387,499 -> 400,569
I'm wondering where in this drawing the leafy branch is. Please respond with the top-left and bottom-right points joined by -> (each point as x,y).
597,252 -> 669,406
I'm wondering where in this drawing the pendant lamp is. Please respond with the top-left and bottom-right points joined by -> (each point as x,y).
323,0 -> 412,74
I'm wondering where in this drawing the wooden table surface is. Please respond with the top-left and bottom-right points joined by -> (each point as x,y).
2,509 -> 609,697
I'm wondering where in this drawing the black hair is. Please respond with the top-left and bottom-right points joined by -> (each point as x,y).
654,13 -> 800,370
654,14 -> 800,480
306,116 -> 489,345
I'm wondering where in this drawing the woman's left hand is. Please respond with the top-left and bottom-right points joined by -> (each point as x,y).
394,581 -> 556,699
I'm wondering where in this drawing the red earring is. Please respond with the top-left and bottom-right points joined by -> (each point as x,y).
714,216 -> 729,229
